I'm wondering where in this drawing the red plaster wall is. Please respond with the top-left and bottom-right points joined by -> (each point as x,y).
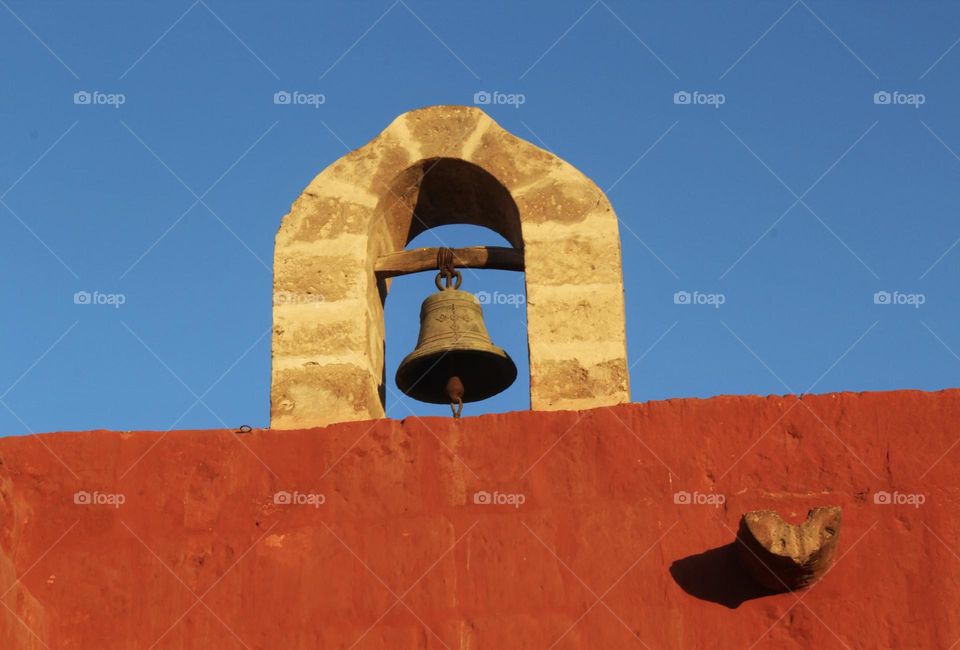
0,389 -> 957,649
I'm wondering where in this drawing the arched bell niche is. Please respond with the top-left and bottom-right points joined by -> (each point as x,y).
271,105 -> 629,428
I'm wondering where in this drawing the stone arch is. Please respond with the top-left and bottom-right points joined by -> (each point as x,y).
272,105 -> 629,428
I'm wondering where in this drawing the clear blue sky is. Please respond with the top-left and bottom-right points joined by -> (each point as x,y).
0,1 -> 957,433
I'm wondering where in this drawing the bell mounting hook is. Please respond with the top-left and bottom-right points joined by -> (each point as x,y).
435,247 -> 462,291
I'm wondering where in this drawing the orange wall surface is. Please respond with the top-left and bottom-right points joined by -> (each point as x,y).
0,389 -> 958,648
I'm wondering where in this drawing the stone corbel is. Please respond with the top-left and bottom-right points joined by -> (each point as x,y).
736,506 -> 842,591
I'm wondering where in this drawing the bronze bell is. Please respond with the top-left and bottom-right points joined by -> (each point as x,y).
396,264 -> 517,417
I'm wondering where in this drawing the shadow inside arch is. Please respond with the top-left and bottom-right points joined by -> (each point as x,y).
374,157 -> 523,253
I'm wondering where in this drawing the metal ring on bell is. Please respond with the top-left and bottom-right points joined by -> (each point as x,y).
435,270 -> 462,291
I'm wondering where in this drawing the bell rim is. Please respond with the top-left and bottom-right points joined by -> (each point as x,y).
395,348 -> 518,404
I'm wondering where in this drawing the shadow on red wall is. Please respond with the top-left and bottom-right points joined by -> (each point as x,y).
670,543 -> 777,609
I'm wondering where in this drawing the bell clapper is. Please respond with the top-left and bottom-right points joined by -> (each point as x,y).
447,376 -> 464,419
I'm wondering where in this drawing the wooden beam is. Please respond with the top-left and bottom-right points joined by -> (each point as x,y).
374,246 -> 524,278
